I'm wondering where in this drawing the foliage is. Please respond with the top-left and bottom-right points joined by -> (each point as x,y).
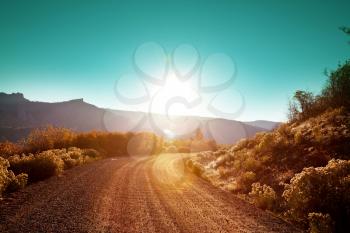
187,107 -> 349,231
8,147 -> 99,182
0,157 -> 12,195
249,182 -> 277,210
8,152 -> 64,182
0,141 -> 22,158
0,126 -> 164,158
74,131 -> 163,156
288,61 -> 350,122
0,157 -> 28,196
185,28 -> 350,231
308,213 -> 334,233
283,159 -> 350,231
6,173 -> 28,192
236,171 -> 256,193
23,126 -> 76,153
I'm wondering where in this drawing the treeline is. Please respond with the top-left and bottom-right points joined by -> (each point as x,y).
0,126 -> 216,159
0,126 -> 164,158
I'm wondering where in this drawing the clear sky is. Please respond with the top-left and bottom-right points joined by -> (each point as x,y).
0,0 -> 349,122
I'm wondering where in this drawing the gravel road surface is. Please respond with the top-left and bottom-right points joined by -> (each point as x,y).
0,154 -> 302,233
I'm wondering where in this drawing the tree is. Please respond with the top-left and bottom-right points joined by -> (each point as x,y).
322,60 -> 350,108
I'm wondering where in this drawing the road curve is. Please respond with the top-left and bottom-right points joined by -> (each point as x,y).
0,154 -> 301,233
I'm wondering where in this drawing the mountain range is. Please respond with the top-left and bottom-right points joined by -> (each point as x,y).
0,92 -> 280,144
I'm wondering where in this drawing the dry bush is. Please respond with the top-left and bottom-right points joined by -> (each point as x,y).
24,126 -> 76,153
249,182 -> 277,210
0,157 -> 28,195
6,173 -> 28,192
9,152 -> 64,182
0,157 -> 12,195
0,141 -> 22,158
236,171 -> 257,193
283,159 -> 350,231
241,157 -> 262,172
308,212 -> 334,233
8,147 -> 100,183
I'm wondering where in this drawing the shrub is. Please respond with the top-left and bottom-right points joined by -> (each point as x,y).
236,171 -> 256,193
257,133 -> 274,152
249,182 -> 277,210
0,157 -> 28,195
0,157 -> 12,195
9,151 -> 64,182
283,159 -> 350,230
242,157 -> 262,172
6,173 -> 28,192
294,130 -> 303,144
308,212 -> 334,233
24,126 -> 76,153
9,147 -> 101,182
0,141 -> 22,158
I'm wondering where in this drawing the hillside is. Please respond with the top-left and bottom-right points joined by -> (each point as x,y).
187,107 -> 350,231
186,60 -> 350,233
0,92 -> 273,144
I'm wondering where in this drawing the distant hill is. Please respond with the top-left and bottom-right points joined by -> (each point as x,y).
244,120 -> 281,130
0,92 -> 275,144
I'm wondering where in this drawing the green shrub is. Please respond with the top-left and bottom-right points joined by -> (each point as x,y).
308,212 -> 334,233
249,182 -> 277,210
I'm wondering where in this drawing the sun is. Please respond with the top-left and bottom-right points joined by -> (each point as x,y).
149,72 -> 200,117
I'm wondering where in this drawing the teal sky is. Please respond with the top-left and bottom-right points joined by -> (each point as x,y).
0,0 -> 349,121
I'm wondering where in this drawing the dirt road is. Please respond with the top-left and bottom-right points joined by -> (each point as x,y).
0,154 -> 301,233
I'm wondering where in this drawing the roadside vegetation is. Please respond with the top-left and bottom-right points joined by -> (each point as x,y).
187,29 -> 350,233
0,128 -> 164,196
0,122 -> 215,196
